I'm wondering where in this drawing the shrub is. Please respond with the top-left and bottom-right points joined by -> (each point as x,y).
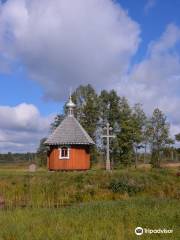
109,178 -> 144,196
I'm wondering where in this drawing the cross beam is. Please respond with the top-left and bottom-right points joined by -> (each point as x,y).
102,123 -> 115,171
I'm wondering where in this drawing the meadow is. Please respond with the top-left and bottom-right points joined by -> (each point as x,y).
0,164 -> 179,239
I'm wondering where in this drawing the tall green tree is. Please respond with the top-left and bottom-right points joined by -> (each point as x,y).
71,85 -> 100,163
99,90 -> 120,126
72,84 -> 99,140
132,103 -> 147,143
131,104 -> 147,167
116,97 -> 134,166
148,108 -> 170,168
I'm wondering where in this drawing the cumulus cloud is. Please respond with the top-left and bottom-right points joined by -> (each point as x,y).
1,0 -> 180,151
0,0 -> 140,100
0,103 -> 52,152
117,24 -> 180,137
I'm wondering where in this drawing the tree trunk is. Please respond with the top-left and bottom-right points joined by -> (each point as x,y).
135,147 -> 138,168
144,144 -> 147,164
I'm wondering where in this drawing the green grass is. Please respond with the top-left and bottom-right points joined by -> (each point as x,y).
0,166 -> 179,239
0,168 -> 179,208
0,198 -> 179,240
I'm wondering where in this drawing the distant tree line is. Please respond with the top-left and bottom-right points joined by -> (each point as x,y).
43,84 -> 179,168
0,152 -> 36,163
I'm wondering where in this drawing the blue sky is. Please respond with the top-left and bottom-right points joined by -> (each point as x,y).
120,0 -> 180,61
0,69 -> 61,116
1,0 -> 180,116
0,0 -> 180,152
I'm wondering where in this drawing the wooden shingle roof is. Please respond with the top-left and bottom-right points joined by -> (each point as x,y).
45,116 -> 95,146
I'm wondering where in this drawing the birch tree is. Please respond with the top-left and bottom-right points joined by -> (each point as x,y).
148,108 -> 170,168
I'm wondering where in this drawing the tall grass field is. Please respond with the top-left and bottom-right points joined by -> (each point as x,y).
0,165 -> 179,239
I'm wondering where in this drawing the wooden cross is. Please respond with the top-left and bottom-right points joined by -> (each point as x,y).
102,123 -> 115,171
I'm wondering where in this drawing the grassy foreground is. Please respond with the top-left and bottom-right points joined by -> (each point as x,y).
0,198 -> 179,240
0,167 -> 179,208
0,166 -> 179,239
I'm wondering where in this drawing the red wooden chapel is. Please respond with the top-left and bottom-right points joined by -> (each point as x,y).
45,96 -> 95,170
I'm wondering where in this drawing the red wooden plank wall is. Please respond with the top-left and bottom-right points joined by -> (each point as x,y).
48,146 -> 90,170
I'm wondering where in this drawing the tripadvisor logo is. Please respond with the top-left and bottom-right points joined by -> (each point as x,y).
135,227 -> 143,236
135,227 -> 173,235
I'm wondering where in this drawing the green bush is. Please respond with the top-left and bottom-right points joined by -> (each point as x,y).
109,178 -> 144,195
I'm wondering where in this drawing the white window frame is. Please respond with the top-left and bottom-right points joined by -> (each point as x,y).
59,147 -> 70,159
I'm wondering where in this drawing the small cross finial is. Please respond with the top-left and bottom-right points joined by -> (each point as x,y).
69,87 -> 72,99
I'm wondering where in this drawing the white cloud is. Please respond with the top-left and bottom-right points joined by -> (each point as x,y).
117,24 -> 180,137
0,103 -> 52,152
1,1 -> 180,150
144,0 -> 156,14
0,0 -> 140,100
148,24 -> 180,55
